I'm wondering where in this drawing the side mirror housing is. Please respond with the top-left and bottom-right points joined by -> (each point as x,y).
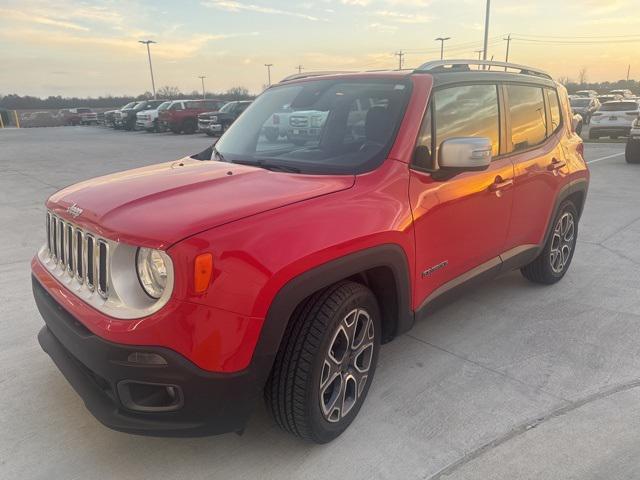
438,137 -> 492,173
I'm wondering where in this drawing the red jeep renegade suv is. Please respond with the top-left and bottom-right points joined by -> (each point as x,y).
33,60 -> 589,443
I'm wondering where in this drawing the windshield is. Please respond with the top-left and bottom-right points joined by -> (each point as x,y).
219,102 -> 235,113
122,102 -> 136,109
570,99 -> 590,107
158,102 -> 171,111
213,78 -> 411,175
600,102 -> 638,112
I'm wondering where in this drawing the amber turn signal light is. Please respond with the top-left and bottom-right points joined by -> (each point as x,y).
194,253 -> 213,293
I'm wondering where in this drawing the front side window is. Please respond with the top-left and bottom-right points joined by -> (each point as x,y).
169,102 -> 184,111
507,85 -> 546,152
213,78 -> 411,175
433,84 -> 500,161
547,89 -> 562,133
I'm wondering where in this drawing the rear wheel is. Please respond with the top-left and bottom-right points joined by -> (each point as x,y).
626,139 -> 640,164
265,281 -> 380,443
521,201 -> 578,285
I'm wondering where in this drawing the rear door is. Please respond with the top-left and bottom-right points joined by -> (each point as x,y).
409,83 -> 514,306
503,84 -> 568,251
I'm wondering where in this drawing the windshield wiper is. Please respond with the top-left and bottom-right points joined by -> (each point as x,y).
212,145 -> 226,162
231,159 -> 301,173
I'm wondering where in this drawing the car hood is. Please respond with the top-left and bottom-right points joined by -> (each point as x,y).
47,158 -> 355,249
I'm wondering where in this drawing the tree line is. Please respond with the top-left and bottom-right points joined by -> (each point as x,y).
0,86 -> 254,110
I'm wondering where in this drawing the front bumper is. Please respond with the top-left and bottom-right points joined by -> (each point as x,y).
136,119 -> 155,130
198,121 -> 222,133
33,276 -> 260,437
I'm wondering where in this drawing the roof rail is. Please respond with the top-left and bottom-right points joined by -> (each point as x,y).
279,71 -> 356,83
414,59 -> 552,80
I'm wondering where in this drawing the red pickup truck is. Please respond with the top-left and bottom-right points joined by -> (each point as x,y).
158,99 -> 226,134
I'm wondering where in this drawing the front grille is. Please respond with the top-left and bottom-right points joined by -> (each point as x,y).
45,210 -> 110,299
290,116 -> 309,127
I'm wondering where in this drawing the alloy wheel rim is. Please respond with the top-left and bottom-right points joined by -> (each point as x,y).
550,212 -> 575,274
320,308 -> 375,423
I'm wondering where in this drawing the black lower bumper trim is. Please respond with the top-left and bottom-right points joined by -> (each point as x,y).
33,276 -> 261,437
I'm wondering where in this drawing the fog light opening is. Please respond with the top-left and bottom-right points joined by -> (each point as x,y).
118,381 -> 183,412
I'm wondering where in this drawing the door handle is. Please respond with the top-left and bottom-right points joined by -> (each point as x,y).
489,177 -> 514,192
547,158 -> 566,171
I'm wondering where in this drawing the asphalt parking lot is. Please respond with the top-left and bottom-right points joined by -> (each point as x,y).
1,127 -> 639,479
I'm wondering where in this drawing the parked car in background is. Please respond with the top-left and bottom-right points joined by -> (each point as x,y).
569,97 -> 599,124
626,117 -> 640,163
262,105 -> 293,141
60,108 -> 97,126
197,101 -> 252,136
589,100 -> 640,139
103,110 -> 116,127
33,61 -> 589,444
136,101 -> 171,132
158,99 -> 226,134
574,89 -> 598,98
115,100 -> 166,131
597,94 -> 622,104
609,89 -> 633,99
114,102 -> 139,129
287,109 -> 330,145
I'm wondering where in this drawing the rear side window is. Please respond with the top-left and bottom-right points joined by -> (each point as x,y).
506,85 -> 546,152
546,89 -> 562,133
169,102 -> 183,110
433,84 -> 500,161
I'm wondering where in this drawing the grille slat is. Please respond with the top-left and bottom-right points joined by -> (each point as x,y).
45,210 -> 109,299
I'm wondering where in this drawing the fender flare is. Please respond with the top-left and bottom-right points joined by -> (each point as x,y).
248,244 -> 414,386
541,178 -> 589,250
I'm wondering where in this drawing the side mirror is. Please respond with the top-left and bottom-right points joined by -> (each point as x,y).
439,137 -> 492,173
572,115 -> 582,132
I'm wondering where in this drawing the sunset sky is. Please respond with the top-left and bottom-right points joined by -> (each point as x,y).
0,0 -> 638,97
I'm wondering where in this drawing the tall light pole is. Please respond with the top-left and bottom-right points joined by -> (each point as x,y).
138,40 -> 157,99
482,0 -> 491,62
296,64 -> 304,74
435,37 -> 451,60
264,63 -> 273,86
198,75 -> 206,99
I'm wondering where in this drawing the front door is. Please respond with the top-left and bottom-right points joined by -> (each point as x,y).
409,83 -> 514,308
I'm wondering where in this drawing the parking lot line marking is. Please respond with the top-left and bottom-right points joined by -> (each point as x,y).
587,152 -> 624,164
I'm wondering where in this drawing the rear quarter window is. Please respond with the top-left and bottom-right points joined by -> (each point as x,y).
546,89 -> 562,133
506,85 -> 546,152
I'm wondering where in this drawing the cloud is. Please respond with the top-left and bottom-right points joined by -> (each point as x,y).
0,7 -> 89,31
374,10 -> 433,23
368,23 -> 398,33
202,0 -> 324,21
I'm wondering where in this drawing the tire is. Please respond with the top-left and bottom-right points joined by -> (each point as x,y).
182,118 -> 197,134
264,129 -> 278,142
588,131 -> 598,140
265,281 -> 381,443
205,131 -> 215,137
521,201 -> 578,285
626,140 -> 640,164
170,126 -> 181,134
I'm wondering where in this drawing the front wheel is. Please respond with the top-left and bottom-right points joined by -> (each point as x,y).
521,201 -> 578,284
626,140 -> 640,164
265,281 -> 380,443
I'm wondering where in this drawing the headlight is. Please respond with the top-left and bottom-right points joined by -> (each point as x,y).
136,247 -> 169,299
211,116 -> 218,123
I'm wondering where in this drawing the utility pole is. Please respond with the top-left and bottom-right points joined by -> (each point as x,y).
627,64 -> 631,81
504,33 -> 511,71
296,65 -> 304,74
198,76 -> 206,99
474,50 -> 483,69
435,37 -> 451,60
138,40 -> 157,99
264,63 -> 273,86
482,0 -> 491,62
394,50 -> 405,70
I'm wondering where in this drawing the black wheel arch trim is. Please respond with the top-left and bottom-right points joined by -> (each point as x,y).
541,178 -> 588,251
250,244 -> 414,388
